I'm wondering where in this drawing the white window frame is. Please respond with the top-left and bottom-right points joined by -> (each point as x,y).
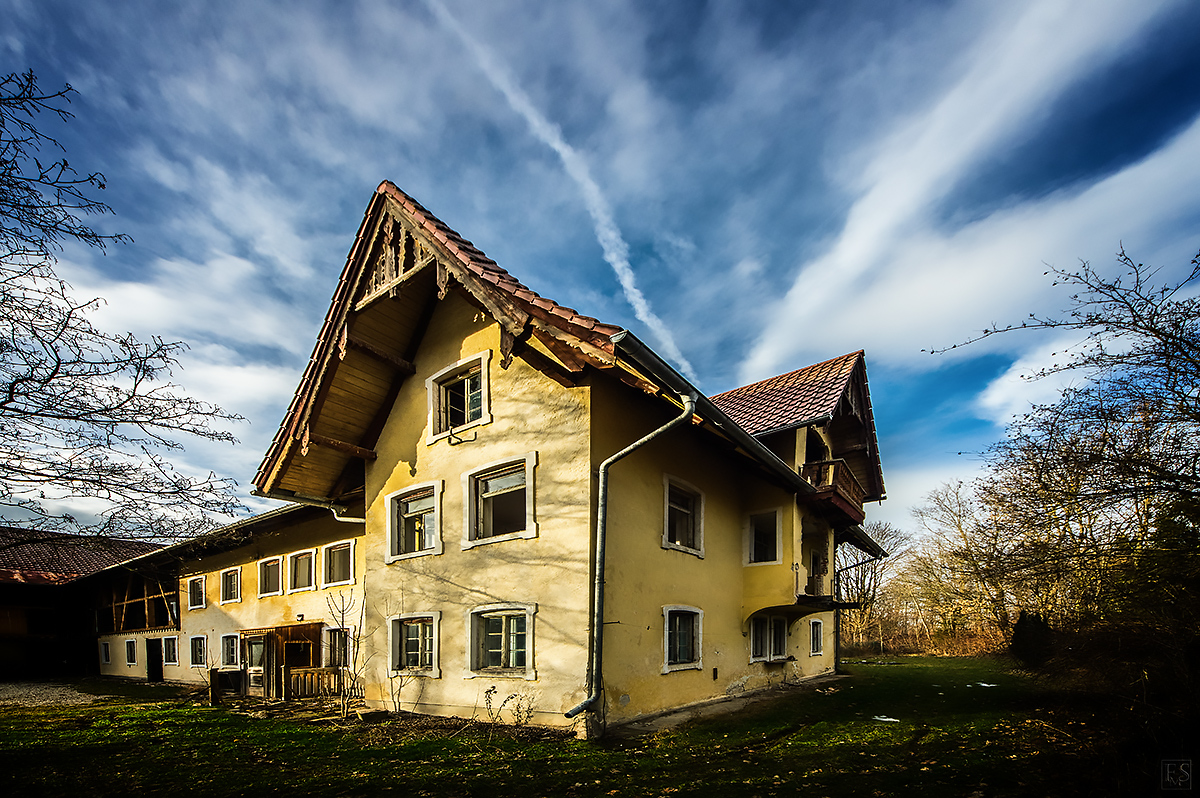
219,567 -> 241,605
321,539 -> 356,587
257,556 -> 283,597
220,634 -> 239,668
186,576 -> 206,610
745,508 -> 782,565
426,350 -> 493,444
162,636 -> 179,665
190,635 -> 207,668
386,481 -> 444,562
287,549 -> 317,593
662,605 -> 703,673
461,453 -> 538,549
388,612 -> 441,678
662,476 -> 705,557
323,626 -> 353,668
810,619 -> 824,656
750,615 -> 789,662
125,639 -> 137,665
465,602 -> 537,680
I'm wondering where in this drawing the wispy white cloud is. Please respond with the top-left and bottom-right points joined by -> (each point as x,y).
422,0 -> 698,382
743,0 -> 1183,382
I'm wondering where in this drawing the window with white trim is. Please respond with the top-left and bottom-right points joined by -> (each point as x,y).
288,550 -> 315,592
662,606 -> 703,673
125,639 -> 137,665
322,540 -> 354,586
462,454 -> 538,547
390,613 -> 440,678
163,636 -> 178,665
100,641 -> 110,665
324,627 -> 350,668
750,615 -> 789,662
387,482 -> 443,561
468,603 -> 536,679
663,477 -> 704,556
258,557 -> 282,597
747,509 -> 780,564
221,634 -> 239,667
190,636 -> 207,667
219,568 -> 240,604
187,576 -> 206,610
810,619 -> 824,655
426,351 -> 493,443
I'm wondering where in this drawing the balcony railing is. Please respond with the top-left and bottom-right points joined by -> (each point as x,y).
801,459 -> 866,505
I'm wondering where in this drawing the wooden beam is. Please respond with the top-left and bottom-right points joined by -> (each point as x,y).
338,327 -> 416,374
299,428 -> 377,461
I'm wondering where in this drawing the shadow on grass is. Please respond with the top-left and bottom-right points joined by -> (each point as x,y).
0,657 -> 1181,797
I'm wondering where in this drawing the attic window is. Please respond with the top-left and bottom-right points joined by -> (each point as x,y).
426,351 -> 493,444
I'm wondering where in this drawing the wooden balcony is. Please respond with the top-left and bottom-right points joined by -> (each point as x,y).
800,459 -> 867,524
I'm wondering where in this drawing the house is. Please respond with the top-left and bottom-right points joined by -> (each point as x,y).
0,528 -> 160,677
93,181 -> 886,736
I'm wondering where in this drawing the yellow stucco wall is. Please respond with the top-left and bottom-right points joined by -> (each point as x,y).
96,512 -> 364,683
590,378 -> 836,725
358,294 -> 594,726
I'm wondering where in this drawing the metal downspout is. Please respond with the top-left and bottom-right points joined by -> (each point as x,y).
565,392 -> 697,720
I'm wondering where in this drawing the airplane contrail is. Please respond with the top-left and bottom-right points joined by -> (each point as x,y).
423,0 -> 699,382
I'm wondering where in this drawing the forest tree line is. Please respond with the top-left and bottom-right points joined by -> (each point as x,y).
838,249 -> 1200,714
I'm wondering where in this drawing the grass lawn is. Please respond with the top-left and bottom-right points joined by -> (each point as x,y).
0,657 -> 1174,797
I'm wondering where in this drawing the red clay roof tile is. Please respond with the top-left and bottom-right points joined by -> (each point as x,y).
711,351 -> 863,436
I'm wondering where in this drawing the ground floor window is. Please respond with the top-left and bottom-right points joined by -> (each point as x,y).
100,641 -> 110,664
163,636 -> 178,665
190,636 -> 207,667
662,606 -> 703,673
221,635 -> 239,667
751,616 -> 788,662
324,627 -> 350,668
125,639 -> 137,665
469,604 -> 535,679
390,613 -> 440,678
810,619 -> 823,655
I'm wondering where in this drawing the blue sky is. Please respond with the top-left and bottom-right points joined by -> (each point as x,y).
5,0 -> 1200,530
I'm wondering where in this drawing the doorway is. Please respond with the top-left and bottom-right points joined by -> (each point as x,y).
145,638 -> 163,682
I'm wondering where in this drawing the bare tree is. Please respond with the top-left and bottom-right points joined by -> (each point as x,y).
835,521 -> 909,650
1,70 -> 242,542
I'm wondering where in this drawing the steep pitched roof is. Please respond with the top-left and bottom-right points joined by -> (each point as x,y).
711,351 -> 864,436
0,527 -> 162,585
254,181 -> 628,503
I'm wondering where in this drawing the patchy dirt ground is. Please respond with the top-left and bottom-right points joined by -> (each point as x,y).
0,681 -> 113,706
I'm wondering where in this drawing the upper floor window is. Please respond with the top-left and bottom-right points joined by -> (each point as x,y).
462,454 -> 538,548
258,557 -> 282,597
187,576 -> 206,610
288,550 -> 315,592
386,481 -> 443,562
468,603 -> 536,680
322,541 -> 354,587
219,568 -> 240,604
663,606 -> 703,673
426,351 -> 493,444
747,510 -> 780,564
662,477 -> 704,557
